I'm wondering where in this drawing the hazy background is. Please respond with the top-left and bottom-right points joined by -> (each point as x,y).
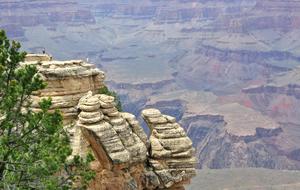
1,0 -> 300,189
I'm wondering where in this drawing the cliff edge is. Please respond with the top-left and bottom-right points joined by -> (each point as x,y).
22,54 -> 196,190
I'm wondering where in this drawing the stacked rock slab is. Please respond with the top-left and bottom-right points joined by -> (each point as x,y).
77,91 -> 148,189
142,109 -> 197,189
23,54 -> 197,189
22,54 -> 105,158
22,54 -> 105,124
77,92 -> 196,190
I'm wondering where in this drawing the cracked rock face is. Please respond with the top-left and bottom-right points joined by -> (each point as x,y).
142,109 -> 197,189
24,54 -> 196,190
23,54 -> 105,124
77,92 -> 149,190
78,92 -> 148,169
77,93 -> 196,190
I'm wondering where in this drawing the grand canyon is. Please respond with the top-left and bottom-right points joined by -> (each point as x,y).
2,0 -> 300,189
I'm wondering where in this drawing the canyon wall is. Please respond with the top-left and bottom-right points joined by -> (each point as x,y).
7,0 -> 300,173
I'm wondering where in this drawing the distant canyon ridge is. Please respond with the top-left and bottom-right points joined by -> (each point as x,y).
2,0 -> 300,170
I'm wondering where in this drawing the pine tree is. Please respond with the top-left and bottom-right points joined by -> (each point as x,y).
0,30 -> 94,189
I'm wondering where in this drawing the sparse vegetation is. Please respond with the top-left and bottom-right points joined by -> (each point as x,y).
0,30 -> 95,189
99,85 -> 123,112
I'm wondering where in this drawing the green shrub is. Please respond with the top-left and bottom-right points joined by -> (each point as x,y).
0,30 -> 95,189
99,86 -> 122,112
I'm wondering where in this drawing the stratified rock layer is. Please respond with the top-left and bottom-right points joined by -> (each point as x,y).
142,109 -> 197,189
23,54 -> 105,124
22,54 -> 196,189
23,54 -> 105,158
78,92 -> 147,168
77,93 -> 196,190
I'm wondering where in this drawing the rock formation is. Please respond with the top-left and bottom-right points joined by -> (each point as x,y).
23,54 -> 106,158
77,92 -> 148,189
23,54 -> 105,124
77,93 -> 196,190
8,0 -> 300,172
22,54 -> 196,190
142,109 -> 197,189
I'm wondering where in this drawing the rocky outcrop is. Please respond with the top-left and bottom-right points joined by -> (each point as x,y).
23,54 -> 105,124
77,92 -> 149,189
78,91 -> 148,167
9,0 -> 300,173
22,54 -> 106,159
76,94 -> 196,190
22,54 -> 196,189
142,109 -> 197,189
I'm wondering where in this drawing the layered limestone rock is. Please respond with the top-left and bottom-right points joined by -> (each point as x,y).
76,92 -> 196,190
77,92 -> 149,189
22,54 -> 105,124
77,91 -> 148,168
22,54 -> 196,189
22,54 -> 105,158
142,109 -> 197,189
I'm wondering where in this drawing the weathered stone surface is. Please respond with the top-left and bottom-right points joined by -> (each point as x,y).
121,112 -> 148,144
23,55 -> 196,190
23,54 -> 105,159
23,54 -> 105,124
78,93 -> 196,190
142,108 -> 162,118
142,108 -> 197,189
78,92 -> 148,165
25,53 -> 52,62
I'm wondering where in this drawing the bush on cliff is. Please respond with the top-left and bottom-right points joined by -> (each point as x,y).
99,85 -> 123,112
0,30 -> 94,189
